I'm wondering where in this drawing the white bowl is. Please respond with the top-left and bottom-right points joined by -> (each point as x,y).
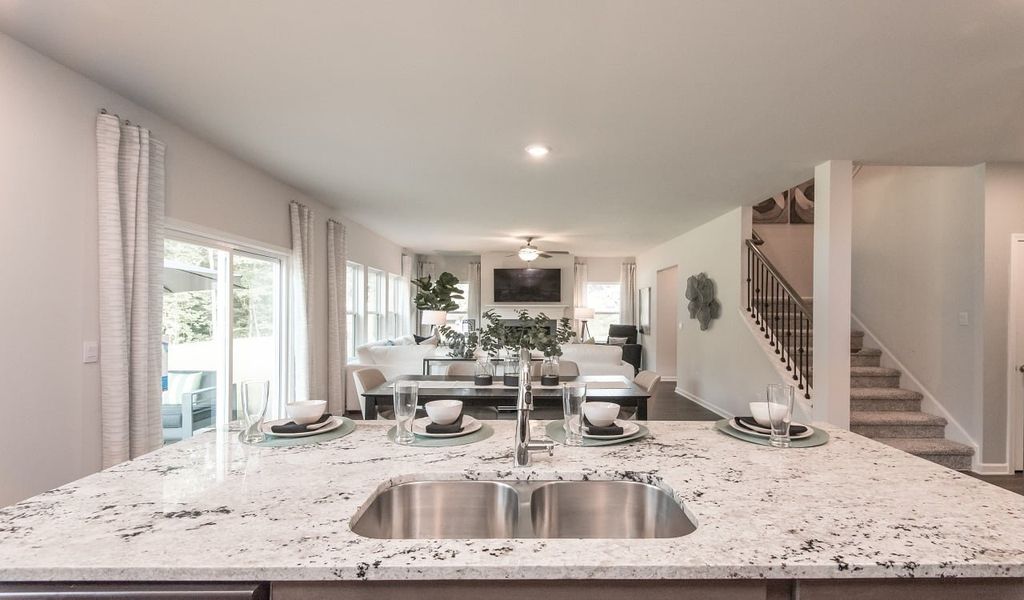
583,401 -> 620,427
749,401 -> 790,427
425,400 -> 463,425
286,400 -> 326,425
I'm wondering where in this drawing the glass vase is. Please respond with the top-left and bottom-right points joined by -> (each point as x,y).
541,356 -> 560,386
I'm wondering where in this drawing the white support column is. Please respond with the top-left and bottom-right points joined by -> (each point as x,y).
812,160 -> 852,428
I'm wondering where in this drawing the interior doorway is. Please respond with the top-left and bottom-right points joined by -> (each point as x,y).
655,266 -> 679,378
1011,235 -> 1024,472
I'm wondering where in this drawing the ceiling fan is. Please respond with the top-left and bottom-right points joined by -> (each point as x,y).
507,237 -> 570,262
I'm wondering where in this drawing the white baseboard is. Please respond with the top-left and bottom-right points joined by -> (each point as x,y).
675,387 -> 731,418
973,462 -> 1012,476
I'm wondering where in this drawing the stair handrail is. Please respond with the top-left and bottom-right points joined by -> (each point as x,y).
745,236 -> 813,398
744,239 -> 812,317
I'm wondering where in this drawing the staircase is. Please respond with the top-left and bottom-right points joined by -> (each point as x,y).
745,237 -> 975,470
847,333 -> 975,470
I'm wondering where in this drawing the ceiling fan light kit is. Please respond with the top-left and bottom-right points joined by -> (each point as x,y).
509,237 -> 570,262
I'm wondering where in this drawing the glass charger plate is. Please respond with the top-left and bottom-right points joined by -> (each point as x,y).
545,420 -> 650,447
239,417 -> 356,447
387,423 -> 494,447
713,419 -> 829,448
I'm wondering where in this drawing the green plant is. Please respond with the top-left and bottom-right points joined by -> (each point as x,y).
474,309 -> 576,357
412,272 -> 464,312
439,326 -> 479,359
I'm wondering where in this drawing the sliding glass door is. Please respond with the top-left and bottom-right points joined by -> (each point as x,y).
231,252 -> 284,425
161,232 -> 286,443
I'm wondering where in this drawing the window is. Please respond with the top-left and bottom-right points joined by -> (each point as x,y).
387,273 -> 410,338
585,282 -> 622,341
346,261 -> 364,359
366,267 -> 386,344
161,233 -> 287,444
446,282 -> 471,330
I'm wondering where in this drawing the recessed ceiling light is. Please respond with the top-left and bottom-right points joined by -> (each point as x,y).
525,144 -> 550,159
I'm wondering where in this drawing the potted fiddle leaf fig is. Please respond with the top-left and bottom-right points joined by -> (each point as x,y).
412,272 -> 463,312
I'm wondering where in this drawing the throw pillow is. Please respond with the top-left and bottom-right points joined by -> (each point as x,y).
413,334 -> 431,344
416,332 -> 440,346
607,336 -> 629,346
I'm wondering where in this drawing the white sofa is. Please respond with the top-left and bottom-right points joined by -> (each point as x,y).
345,339 -> 447,413
344,340 -> 635,415
559,344 -> 635,378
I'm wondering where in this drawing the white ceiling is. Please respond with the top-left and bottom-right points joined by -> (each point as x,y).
2,1 -> 1024,256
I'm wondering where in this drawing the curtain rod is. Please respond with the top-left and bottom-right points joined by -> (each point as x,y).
99,107 -> 136,127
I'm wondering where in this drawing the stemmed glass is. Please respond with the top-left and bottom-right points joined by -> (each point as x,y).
393,381 -> 418,445
766,383 -> 795,448
241,380 -> 270,444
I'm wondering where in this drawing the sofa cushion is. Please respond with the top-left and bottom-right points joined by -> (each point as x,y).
561,343 -> 624,365
163,371 -> 202,406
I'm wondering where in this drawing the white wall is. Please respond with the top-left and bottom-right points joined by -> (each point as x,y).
852,166 -> 986,457
753,224 -> 814,298
579,257 -> 629,283
982,164 -> 1024,464
636,208 -> 788,416
0,33 -> 404,506
415,254 -> 478,283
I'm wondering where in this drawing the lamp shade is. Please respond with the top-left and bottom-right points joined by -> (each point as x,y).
421,310 -> 448,327
573,307 -> 595,320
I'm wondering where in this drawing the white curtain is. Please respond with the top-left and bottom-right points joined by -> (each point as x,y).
467,261 -> 481,326
620,262 -> 637,325
290,201 -> 314,402
326,219 -> 347,413
573,261 -> 589,330
96,113 -> 165,467
402,254 -> 414,335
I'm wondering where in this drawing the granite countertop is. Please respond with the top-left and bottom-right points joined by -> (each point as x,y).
1,420 -> 1023,582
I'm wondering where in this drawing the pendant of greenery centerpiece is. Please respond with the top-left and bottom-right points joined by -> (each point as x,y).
442,308 -> 576,360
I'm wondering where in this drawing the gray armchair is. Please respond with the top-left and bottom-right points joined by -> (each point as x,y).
606,325 -> 642,374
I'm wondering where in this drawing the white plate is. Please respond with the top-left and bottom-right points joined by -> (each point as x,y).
262,416 -> 343,438
569,417 -> 641,440
412,415 -> 482,438
728,418 -> 814,440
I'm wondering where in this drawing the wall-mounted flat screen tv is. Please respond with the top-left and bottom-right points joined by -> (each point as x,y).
493,268 -> 561,303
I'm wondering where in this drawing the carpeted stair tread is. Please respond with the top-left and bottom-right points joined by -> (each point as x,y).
853,348 -> 882,357
850,366 -> 901,377
851,388 -> 923,401
881,437 -> 974,456
850,410 -> 946,426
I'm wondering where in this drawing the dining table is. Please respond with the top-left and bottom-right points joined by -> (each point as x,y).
360,374 -> 650,420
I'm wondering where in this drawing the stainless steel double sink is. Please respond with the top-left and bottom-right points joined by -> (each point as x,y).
350,479 -> 697,539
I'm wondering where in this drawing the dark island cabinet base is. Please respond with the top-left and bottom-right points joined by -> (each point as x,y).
0,582 -> 268,599
271,578 -> 1024,600
4,579 -> 1022,600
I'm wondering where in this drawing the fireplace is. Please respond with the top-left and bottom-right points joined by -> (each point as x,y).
500,318 -> 556,337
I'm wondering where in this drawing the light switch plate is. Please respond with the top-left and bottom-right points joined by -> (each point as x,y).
958,312 -> 969,326
83,341 -> 99,363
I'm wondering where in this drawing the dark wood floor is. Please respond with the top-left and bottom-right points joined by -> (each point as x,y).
966,472 -> 1024,496
646,381 -> 721,420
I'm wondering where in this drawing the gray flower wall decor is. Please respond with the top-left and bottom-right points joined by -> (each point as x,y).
685,273 -> 721,331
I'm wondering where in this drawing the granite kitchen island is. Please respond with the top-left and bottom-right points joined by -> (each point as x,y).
2,420 -> 1024,599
